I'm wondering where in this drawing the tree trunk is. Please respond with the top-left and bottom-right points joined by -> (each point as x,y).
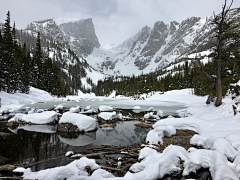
215,60 -> 222,107
206,83 -> 215,104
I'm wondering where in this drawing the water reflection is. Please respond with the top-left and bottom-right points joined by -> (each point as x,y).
58,132 -> 96,146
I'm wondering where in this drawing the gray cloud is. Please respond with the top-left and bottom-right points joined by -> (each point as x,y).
0,0 -> 239,46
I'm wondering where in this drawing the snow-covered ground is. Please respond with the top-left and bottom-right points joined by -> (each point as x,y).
1,87 -> 240,179
0,87 -> 55,112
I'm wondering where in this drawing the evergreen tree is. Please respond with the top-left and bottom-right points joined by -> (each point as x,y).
2,11 -> 13,93
0,30 -> 3,90
32,32 -> 44,89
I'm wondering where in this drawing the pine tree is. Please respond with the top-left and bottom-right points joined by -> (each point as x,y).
32,32 -> 44,89
2,11 -> 13,93
0,30 -> 3,90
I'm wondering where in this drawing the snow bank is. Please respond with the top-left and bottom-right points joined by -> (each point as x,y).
59,112 -> 97,132
183,149 -> 238,180
23,157 -> 100,180
0,87 -> 54,111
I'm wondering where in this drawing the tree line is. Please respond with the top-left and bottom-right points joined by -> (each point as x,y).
0,11 -> 64,95
95,1 -> 240,105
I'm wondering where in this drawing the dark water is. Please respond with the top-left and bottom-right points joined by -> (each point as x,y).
0,98 -> 185,173
0,111 -> 150,172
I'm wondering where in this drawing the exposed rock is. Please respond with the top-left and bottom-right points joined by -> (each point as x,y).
0,164 -> 15,173
6,121 -> 19,128
59,18 -> 100,56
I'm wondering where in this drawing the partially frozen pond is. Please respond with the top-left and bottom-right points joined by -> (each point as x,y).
0,98 -> 185,172
26,98 -> 185,114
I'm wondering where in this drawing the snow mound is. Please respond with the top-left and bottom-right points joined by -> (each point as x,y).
146,125 -> 176,145
69,106 -> 81,113
143,112 -> 159,120
98,105 -> 113,112
59,112 -> 97,132
0,107 -> 10,114
183,149 -> 238,180
23,157 -> 100,180
191,135 -> 239,161
54,104 -> 64,110
9,111 -> 57,124
98,112 -> 117,121
8,113 -> 25,122
133,106 -> 141,110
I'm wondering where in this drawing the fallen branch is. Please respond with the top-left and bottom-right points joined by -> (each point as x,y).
24,155 -> 64,168
0,177 -> 22,180
101,166 -> 126,173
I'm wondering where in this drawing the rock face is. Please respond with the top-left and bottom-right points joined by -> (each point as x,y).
25,18 -> 100,56
86,8 -> 240,76
59,18 -> 100,56
25,19 -> 69,46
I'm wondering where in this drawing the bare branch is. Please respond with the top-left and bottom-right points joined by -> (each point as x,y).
195,57 -> 216,82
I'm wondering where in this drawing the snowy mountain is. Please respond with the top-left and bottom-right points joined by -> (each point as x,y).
25,18 -> 100,56
21,18 -> 104,93
87,8 -> 240,76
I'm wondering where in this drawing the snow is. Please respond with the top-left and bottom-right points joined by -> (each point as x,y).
13,167 -> 28,173
98,105 -> 113,112
3,87 -> 240,179
22,157 -> 100,180
146,125 -> 176,145
8,111 -> 57,124
65,151 -> 74,157
8,113 -> 25,122
69,106 -> 81,113
0,87 -> 54,112
0,107 -> 10,114
59,112 -> 97,132
98,112 -> 117,121
54,104 -> 64,110
133,106 -> 141,110
54,17 -> 79,26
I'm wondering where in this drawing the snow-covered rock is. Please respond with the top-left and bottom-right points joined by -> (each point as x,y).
143,112 -> 159,120
8,113 -> 25,122
8,111 -> 58,125
69,106 -> 81,113
58,112 -> 97,132
133,106 -> 141,110
22,111 -> 58,124
98,105 -> 113,112
98,112 -> 117,121
146,125 -> 176,145
157,110 -> 163,117
54,104 -> 64,110
0,107 -> 10,114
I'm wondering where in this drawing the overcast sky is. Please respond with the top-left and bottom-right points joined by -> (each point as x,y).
0,0 -> 239,46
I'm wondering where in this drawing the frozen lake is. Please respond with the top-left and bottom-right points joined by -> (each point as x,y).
25,97 -> 185,114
